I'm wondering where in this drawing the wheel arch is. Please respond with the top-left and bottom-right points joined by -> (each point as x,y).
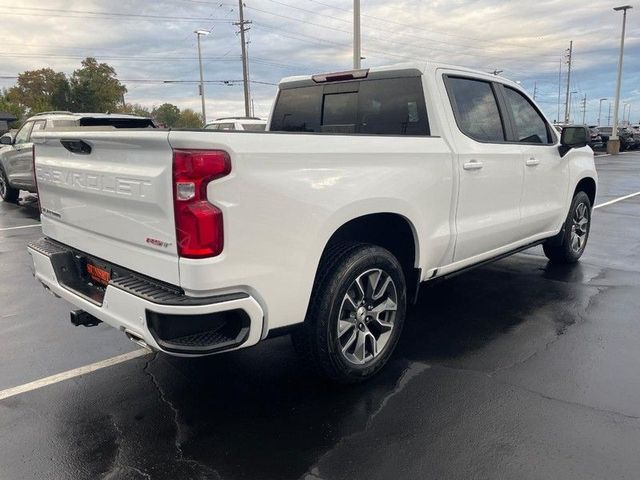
314,211 -> 422,303
574,176 -> 596,206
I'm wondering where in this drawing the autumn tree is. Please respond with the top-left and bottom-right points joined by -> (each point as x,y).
6,68 -> 70,113
176,108 -> 203,128
0,89 -> 25,127
117,103 -> 152,117
69,57 -> 126,112
152,103 -> 181,127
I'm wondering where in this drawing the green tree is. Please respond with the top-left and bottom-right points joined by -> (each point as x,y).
152,103 -> 181,127
117,103 -> 152,117
176,108 -> 203,128
6,68 -> 70,113
0,89 -> 25,127
69,57 -> 126,112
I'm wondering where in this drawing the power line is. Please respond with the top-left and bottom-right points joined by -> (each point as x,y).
258,0 -> 558,58
302,0 -> 556,49
0,75 -> 277,86
0,5 -> 233,22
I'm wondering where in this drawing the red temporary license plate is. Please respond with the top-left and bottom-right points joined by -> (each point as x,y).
86,263 -> 111,286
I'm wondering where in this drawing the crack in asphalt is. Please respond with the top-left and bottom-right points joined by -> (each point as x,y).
504,382 -> 640,422
300,361 -> 430,480
487,286 -> 607,377
431,363 -> 640,423
102,414 -> 151,480
142,353 -> 220,480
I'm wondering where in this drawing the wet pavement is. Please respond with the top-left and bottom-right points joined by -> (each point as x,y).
2,152 -> 640,479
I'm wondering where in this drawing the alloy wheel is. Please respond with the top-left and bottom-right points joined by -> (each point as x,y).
337,268 -> 398,365
570,202 -> 589,253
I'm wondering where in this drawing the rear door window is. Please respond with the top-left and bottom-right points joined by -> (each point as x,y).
271,76 -> 429,135
29,120 -> 46,139
445,77 -> 505,143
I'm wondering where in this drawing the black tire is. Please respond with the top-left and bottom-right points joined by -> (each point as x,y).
0,167 -> 19,204
543,191 -> 592,264
292,242 -> 407,383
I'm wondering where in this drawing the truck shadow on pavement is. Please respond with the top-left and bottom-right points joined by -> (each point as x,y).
86,255 -> 595,479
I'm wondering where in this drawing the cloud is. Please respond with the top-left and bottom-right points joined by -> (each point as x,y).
1,0 -> 638,124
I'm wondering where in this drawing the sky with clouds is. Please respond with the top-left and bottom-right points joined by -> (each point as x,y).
1,0 -> 638,125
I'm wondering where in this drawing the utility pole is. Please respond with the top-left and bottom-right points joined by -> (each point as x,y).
610,5 -> 632,153
235,0 -> 251,117
563,40 -> 573,124
598,98 -> 607,126
557,57 -> 562,123
608,102 -> 612,125
533,81 -> 538,101
581,94 -> 587,124
568,90 -> 577,124
195,29 -> 210,125
353,0 -> 361,69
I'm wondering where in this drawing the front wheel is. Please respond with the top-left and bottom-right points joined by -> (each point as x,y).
543,191 -> 592,264
0,167 -> 19,204
292,242 -> 407,383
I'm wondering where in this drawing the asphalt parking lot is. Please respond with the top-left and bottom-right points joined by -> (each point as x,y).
2,152 -> 640,480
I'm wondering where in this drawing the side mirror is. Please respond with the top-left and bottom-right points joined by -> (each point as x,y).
0,133 -> 14,145
559,126 -> 588,156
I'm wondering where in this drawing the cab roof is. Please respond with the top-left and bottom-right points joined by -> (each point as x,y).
278,61 -> 521,90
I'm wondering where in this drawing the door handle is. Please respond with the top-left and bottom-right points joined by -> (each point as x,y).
463,160 -> 484,171
526,157 -> 540,167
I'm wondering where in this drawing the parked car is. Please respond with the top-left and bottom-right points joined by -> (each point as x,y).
205,117 -> 267,131
588,126 -> 604,150
28,63 -> 596,382
598,126 -> 637,151
0,112 -> 155,203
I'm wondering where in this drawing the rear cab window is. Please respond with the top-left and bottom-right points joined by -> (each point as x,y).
270,75 -> 430,135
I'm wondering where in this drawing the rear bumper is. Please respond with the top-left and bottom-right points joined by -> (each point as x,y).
27,238 -> 264,356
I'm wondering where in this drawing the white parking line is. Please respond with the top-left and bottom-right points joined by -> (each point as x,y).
0,349 -> 149,401
594,191 -> 640,210
0,224 -> 41,232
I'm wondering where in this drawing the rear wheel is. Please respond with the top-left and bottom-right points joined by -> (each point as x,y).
0,167 -> 19,204
292,242 -> 407,383
543,191 -> 591,264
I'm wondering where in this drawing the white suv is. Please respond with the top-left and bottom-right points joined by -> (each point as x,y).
205,117 -> 267,131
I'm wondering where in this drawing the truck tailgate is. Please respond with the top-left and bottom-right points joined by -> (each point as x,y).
32,130 -> 180,285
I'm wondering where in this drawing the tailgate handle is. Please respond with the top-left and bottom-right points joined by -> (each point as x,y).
60,139 -> 92,155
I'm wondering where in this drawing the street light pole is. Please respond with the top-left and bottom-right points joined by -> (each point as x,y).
609,5 -> 632,154
353,0 -> 361,69
195,29 -> 210,125
623,103 -> 629,124
598,98 -> 607,126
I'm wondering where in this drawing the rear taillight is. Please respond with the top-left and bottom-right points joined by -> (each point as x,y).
172,149 -> 231,258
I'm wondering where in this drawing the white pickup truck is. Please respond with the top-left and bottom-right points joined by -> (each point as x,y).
28,62 -> 597,382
